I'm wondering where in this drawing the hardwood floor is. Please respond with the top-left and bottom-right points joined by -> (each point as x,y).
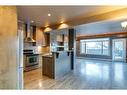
24,58 -> 127,89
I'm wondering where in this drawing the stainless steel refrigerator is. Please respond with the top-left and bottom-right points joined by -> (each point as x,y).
17,22 -> 24,89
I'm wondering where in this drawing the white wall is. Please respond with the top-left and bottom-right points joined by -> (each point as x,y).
74,20 -> 124,36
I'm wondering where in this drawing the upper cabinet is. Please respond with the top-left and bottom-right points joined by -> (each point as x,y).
44,32 -> 50,46
50,28 -> 74,52
32,26 -> 36,41
36,27 -> 50,46
21,23 -> 50,47
36,27 -> 45,46
56,34 -> 63,42
68,28 -> 75,50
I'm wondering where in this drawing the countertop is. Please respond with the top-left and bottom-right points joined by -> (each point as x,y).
42,50 -> 73,57
52,50 -> 73,53
42,53 -> 53,57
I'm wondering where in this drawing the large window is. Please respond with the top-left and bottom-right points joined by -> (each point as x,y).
80,38 -> 110,56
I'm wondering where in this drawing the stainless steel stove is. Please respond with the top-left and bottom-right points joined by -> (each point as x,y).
23,50 -> 39,71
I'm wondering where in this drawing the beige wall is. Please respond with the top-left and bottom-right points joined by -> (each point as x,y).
36,27 -> 45,46
0,6 -> 18,89
41,46 -> 50,53
36,27 -> 50,54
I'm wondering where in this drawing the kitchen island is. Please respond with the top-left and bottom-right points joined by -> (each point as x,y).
42,28 -> 75,79
42,50 -> 73,79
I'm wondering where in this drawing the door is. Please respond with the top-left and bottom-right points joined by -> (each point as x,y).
112,38 -> 126,61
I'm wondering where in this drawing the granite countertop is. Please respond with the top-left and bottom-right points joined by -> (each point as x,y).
42,50 -> 73,57
42,53 -> 53,57
52,50 -> 73,53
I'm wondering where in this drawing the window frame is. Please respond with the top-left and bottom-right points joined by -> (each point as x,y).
80,38 -> 110,56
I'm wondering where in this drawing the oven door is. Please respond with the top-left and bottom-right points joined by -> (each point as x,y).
26,55 -> 38,67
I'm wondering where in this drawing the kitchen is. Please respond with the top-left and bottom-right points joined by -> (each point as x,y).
21,21 -> 75,78
1,6 -> 127,89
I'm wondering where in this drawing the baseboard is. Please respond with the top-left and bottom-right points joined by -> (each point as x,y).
76,57 -> 112,62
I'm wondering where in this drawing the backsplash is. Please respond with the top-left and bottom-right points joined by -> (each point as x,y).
24,42 -> 50,54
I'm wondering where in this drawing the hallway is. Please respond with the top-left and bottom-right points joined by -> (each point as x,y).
24,59 -> 127,89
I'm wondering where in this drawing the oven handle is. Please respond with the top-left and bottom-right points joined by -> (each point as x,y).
26,56 -> 39,62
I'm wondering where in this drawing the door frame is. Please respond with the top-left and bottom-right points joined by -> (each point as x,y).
112,38 -> 126,62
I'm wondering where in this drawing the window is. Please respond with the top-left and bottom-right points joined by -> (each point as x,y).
80,38 -> 110,55
80,42 -> 85,53
102,41 -> 109,55
86,41 -> 102,55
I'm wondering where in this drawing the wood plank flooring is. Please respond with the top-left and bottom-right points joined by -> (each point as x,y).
24,58 -> 127,89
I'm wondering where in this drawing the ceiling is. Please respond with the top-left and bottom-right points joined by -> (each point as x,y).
17,6 -> 127,27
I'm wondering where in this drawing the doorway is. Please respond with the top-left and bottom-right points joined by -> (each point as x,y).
112,38 -> 126,62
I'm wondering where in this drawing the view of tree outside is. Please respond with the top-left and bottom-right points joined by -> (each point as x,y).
80,38 -> 109,55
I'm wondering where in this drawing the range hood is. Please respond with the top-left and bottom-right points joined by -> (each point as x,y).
24,21 -> 35,43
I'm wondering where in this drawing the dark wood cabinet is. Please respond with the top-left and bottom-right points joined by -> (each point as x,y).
68,28 -> 75,50
42,51 -> 72,79
68,28 -> 75,70
32,26 -> 36,41
44,32 -> 50,46
42,56 -> 54,78
32,26 -> 36,46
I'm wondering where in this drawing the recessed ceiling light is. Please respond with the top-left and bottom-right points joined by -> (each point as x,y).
60,21 -> 64,24
48,13 -> 51,17
31,20 -> 34,23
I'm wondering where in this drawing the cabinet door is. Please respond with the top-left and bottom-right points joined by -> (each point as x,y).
56,35 -> 63,42
42,57 -> 54,78
36,27 -> 46,46
46,58 -> 54,78
42,57 -> 48,75
44,33 -> 50,46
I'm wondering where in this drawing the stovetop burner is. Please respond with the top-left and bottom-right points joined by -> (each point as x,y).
23,49 -> 34,54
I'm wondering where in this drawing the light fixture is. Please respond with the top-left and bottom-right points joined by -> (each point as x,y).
58,23 -> 69,29
44,24 -> 50,28
37,46 -> 42,53
44,27 -> 52,32
31,20 -> 34,23
60,17 -> 66,24
48,13 -> 51,17
121,21 -> 127,28
60,20 -> 64,24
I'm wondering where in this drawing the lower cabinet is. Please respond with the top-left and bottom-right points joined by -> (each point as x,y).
42,52 -> 72,79
42,56 -> 54,78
